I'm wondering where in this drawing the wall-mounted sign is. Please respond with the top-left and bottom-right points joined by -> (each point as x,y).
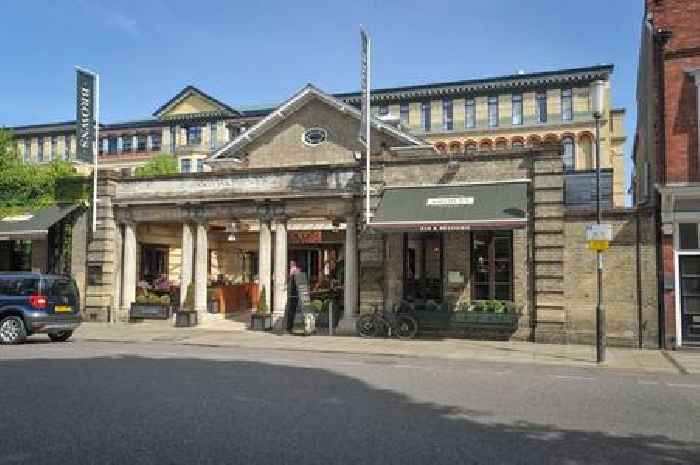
425,197 -> 474,207
419,225 -> 471,231
586,223 -> 613,251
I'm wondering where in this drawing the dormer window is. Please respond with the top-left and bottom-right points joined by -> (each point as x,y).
303,128 -> 327,146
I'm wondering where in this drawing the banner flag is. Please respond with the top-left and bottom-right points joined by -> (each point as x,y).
76,69 -> 96,162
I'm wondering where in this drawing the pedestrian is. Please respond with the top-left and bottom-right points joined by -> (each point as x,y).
285,261 -> 306,333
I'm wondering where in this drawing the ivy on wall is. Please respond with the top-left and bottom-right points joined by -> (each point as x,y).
0,128 -> 89,218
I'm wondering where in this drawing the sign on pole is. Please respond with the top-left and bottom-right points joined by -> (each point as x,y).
586,223 -> 612,251
76,69 -> 96,163
76,67 -> 99,234
359,28 -> 369,148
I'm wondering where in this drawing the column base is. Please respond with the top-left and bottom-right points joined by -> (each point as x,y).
335,315 -> 357,335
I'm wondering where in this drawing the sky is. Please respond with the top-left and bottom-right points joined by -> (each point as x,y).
1,0 -> 644,197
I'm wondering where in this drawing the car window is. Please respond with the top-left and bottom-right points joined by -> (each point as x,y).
43,278 -> 77,303
0,277 -> 39,296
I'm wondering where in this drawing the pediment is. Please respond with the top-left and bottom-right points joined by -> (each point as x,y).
153,86 -> 238,120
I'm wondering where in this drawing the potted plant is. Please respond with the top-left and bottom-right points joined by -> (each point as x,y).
130,290 -> 171,320
174,282 -> 198,327
250,286 -> 272,330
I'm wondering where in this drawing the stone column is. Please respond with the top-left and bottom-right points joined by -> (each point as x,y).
121,222 -> 137,321
258,219 -> 272,312
194,222 -> 208,316
180,223 -> 194,309
273,217 -> 288,328
337,213 -> 358,334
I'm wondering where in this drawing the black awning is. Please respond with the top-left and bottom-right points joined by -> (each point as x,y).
371,182 -> 528,231
0,204 -> 80,240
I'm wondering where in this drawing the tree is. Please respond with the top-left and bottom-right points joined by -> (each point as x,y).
0,128 -> 18,170
134,153 -> 178,177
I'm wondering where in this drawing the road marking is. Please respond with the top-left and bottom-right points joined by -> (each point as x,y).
666,383 -> 700,389
551,375 -> 595,381
638,380 -> 660,385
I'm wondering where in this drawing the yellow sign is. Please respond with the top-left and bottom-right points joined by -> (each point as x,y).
587,240 -> 609,251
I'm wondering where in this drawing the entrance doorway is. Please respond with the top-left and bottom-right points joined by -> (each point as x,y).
679,255 -> 700,344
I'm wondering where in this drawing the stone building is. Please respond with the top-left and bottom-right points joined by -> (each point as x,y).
634,0 -> 700,348
78,83 -> 657,346
10,65 -> 626,206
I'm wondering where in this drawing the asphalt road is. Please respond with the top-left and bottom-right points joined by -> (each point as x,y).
1,340 -> 699,465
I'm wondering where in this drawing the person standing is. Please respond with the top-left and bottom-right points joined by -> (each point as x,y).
285,261 -> 306,333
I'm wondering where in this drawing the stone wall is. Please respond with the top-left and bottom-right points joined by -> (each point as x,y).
563,209 -> 659,347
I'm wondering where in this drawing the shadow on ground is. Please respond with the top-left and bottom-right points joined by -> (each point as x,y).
0,354 -> 696,465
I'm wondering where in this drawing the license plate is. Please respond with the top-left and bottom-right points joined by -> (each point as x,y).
55,305 -> 72,313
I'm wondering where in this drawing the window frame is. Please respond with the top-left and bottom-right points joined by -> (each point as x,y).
512,94 -> 523,125
561,88 -> 573,122
465,98 -> 476,129
37,137 -> 44,162
180,158 -> 191,173
210,122 -> 218,150
536,90 -> 548,123
151,133 -> 162,152
421,101 -> 431,132
186,126 -> 202,146
23,139 -> 30,161
562,136 -> 576,171
399,102 -> 409,126
470,230 -> 513,301
488,96 -> 499,128
442,98 -> 454,131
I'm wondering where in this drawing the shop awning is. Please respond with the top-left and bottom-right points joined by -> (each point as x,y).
371,182 -> 527,231
0,204 -> 81,241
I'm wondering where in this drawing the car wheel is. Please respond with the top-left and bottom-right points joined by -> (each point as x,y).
0,316 -> 28,345
48,331 -> 73,342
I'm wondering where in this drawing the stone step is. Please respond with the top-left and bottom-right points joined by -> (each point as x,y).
197,313 -> 249,331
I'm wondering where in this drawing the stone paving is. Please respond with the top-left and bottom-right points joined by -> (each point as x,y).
67,321 -> 699,375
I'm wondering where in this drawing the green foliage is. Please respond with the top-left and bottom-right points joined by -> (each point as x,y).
0,128 -> 88,218
134,153 -> 178,177
309,299 -> 324,313
135,294 -> 148,304
257,286 -> 268,313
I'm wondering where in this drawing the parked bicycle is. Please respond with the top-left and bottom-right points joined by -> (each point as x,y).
356,303 -> 418,339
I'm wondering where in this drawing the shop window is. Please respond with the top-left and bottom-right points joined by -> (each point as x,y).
679,223 -> 699,250
471,231 -> 513,301
403,234 -> 443,303
140,244 -> 169,283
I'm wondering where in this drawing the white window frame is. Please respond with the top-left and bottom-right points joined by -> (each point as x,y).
674,220 -> 700,347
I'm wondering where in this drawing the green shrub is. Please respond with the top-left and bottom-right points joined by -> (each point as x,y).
257,286 -> 268,313
310,299 -> 324,313
135,295 -> 148,304
134,153 -> 178,177
160,295 -> 171,306
471,301 -> 484,312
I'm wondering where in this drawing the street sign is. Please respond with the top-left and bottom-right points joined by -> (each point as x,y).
586,223 -> 612,251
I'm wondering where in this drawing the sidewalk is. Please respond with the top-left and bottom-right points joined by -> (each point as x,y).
72,321 -> 697,375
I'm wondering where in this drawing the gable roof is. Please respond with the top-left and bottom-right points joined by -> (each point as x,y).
153,85 -> 240,119
209,84 -> 429,161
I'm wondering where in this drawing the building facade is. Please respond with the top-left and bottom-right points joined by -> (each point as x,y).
634,0 -> 700,348
70,81 -> 657,347
11,65 -> 626,206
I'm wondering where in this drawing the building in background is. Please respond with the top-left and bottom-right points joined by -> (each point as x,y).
9,65 -> 626,206
634,0 -> 700,348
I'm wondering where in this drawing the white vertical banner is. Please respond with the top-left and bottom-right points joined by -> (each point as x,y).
360,28 -> 371,223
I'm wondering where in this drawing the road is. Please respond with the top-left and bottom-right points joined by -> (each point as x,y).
1,340 -> 699,464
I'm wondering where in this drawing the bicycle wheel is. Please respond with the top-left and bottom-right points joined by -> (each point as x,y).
395,314 -> 418,339
356,314 -> 379,337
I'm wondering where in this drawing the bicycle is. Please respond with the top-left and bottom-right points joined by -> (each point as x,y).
356,303 -> 418,339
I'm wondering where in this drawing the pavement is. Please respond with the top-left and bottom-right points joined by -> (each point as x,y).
2,340 -> 699,464
66,321 -> 700,375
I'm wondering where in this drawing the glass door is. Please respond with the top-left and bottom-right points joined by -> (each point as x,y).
679,255 -> 700,344
471,231 -> 513,301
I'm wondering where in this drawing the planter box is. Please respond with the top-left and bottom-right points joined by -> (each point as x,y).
250,313 -> 273,331
130,303 -> 171,320
174,311 -> 198,327
412,310 -> 519,330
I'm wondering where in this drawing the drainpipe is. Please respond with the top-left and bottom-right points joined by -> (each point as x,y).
636,207 -> 643,348
654,27 -> 673,348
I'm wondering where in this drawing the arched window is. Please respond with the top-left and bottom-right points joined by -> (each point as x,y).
579,134 -> 594,169
562,137 -> 575,171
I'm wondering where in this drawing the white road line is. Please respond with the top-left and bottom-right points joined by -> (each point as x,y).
666,383 -> 700,389
551,375 -> 595,381
638,380 -> 660,385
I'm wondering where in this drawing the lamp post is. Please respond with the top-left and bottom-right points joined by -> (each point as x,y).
591,80 -> 606,363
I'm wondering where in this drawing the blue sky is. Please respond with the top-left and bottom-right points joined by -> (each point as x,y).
1,0 -> 643,194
